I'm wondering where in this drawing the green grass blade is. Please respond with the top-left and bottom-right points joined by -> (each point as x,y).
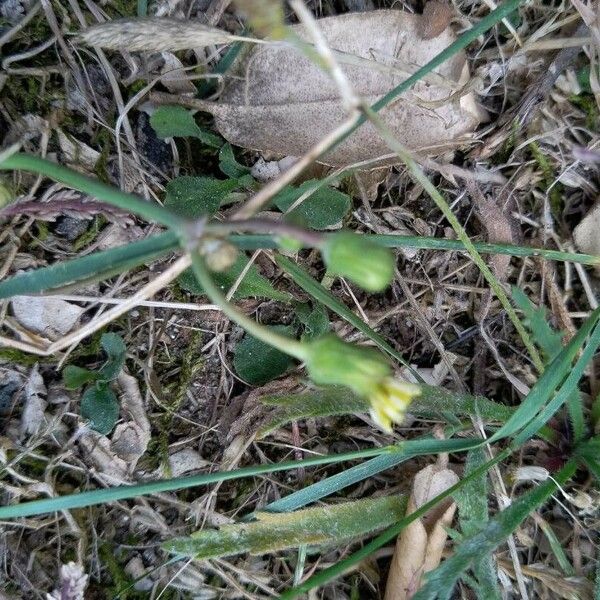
0,445 -> 400,520
0,231 -> 179,299
231,234 -> 599,266
489,308 -> 600,444
412,461 -> 577,600
280,449 -> 509,599
275,254 -> 420,378
0,153 -> 185,229
265,452 -> 412,513
513,318 -> 600,444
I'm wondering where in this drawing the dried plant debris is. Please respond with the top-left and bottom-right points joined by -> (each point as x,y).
83,9 -> 485,166
385,462 -> 459,599
573,200 -> 600,270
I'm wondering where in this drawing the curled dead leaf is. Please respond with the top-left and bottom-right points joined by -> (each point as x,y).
573,201 -> 600,272
384,463 -> 459,600
83,10 -> 485,167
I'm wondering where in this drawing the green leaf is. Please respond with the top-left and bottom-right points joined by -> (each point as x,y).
295,303 -> 330,340
413,462 -> 577,600
273,181 -> 351,229
455,448 -> 501,600
0,231 -> 178,299
513,287 -> 586,442
257,385 -> 513,439
163,495 -> 406,559
63,365 -> 99,390
164,176 -> 239,219
150,106 -> 222,147
0,445 -> 394,520
219,143 -> 251,178
233,325 -> 295,385
179,254 -> 292,301
81,384 -> 120,435
99,333 -> 126,381
512,287 -> 563,361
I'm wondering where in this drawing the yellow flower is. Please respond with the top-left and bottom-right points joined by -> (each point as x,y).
368,378 -> 421,433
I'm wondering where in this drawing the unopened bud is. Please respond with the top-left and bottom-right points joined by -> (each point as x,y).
305,334 -> 391,397
321,233 -> 394,292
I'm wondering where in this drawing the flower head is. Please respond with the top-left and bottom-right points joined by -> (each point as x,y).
304,335 -> 420,432
368,378 -> 421,433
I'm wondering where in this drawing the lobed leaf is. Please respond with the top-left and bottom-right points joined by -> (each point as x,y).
150,105 -> 222,147
413,462 -> 577,600
234,325 -> 296,384
164,495 -> 407,559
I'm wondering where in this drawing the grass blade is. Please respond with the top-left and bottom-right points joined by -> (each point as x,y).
231,234 -> 600,266
412,461 -> 577,600
0,231 -> 179,299
279,449 -> 509,599
0,154 -> 185,229
0,445 -> 398,520
490,308 -> 600,444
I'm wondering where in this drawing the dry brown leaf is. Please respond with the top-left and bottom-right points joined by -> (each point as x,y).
574,201 -> 600,272
212,10 -> 483,167
20,364 -> 47,438
110,372 -> 151,471
384,464 -> 459,600
83,11 -> 484,167
159,52 -> 198,95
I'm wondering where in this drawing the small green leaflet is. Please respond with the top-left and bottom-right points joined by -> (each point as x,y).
234,325 -> 295,385
178,254 -> 292,301
273,180 -> 351,229
219,143 -> 251,179
150,106 -> 222,147
163,495 -> 407,559
295,303 -> 330,340
63,366 -> 99,390
98,332 -> 126,381
512,287 -> 564,361
81,385 -> 120,435
164,176 -> 240,219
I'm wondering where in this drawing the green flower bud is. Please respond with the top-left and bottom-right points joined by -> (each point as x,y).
321,233 -> 394,292
305,334 -> 391,397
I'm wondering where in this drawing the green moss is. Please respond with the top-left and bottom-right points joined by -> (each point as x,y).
73,215 -> 107,252
529,141 -> 564,218
569,93 -> 599,130
158,330 -> 204,474
0,348 -> 43,366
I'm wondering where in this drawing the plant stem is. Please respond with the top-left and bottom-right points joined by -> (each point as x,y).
189,252 -> 308,360
0,153 -> 185,230
207,218 -> 325,247
230,233 -> 600,266
363,106 -> 545,373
